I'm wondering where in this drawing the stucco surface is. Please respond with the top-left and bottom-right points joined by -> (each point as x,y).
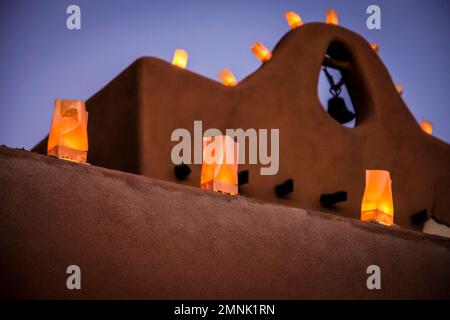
32,23 -> 450,230
1,146 -> 449,299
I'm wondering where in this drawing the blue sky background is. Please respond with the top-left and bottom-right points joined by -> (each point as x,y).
0,0 -> 449,148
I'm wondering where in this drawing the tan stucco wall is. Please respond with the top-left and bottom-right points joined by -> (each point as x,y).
33,23 -> 450,230
1,146 -> 450,299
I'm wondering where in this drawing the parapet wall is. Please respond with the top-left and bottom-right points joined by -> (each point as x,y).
1,146 -> 449,299
32,23 -> 450,230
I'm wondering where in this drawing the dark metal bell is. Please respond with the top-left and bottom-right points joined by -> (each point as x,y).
327,97 -> 355,124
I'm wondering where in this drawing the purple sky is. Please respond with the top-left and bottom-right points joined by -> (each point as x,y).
0,0 -> 449,148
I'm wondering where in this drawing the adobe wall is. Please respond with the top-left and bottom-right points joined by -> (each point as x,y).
1,146 -> 449,299
32,23 -> 450,230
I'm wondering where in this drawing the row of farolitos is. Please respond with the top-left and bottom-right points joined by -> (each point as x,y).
46,98 -> 397,226
44,8 -> 432,228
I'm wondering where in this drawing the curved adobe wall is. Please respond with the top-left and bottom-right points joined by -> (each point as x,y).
33,23 -> 450,230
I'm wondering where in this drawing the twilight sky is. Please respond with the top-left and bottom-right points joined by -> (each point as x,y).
0,0 -> 449,148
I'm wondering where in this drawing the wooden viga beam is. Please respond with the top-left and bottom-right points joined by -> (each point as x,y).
323,56 -> 351,71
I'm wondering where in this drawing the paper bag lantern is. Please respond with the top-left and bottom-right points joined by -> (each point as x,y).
284,11 -> 303,29
47,99 -> 88,163
370,42 -> 379,54
251,42 -> 272,62
395,83 -> 404,95
172,49 -> 188,69
361,170 -> 394,226
421,119 -> 433,135
201,135 -> 239,195
218,68 -> 238,86
326,9 -> 339,25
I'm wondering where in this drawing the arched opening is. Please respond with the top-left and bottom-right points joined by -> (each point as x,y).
318,42 -> 360,128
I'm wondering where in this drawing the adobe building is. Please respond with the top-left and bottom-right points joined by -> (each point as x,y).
1,23 -> 449,299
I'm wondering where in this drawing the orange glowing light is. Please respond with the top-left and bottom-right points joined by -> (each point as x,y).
251,42 -> 272,62
370,42 -> 379,54
172,49 -> 188,69
421,120 -> 433,135
284,11 -> 303,29
395,83 -> 404,95
326,9 -> 339,25
218,68 -> 238,86
361,170 -> 394,226
47,99 -> 88,163
201,135 -> 239,195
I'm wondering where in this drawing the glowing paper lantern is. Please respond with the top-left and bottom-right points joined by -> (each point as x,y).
218,68 -> 238,86
201,135 -> 239,195
395,83 -> 403,95
421,119 -> 433,135
284,11 -> 303,29
370,42 -> 379,54
47,99 -> 88,163
361,170 -> 394,226
172,49 -> 188,69
326,9 -> 339,25
251,42 -> 272,62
